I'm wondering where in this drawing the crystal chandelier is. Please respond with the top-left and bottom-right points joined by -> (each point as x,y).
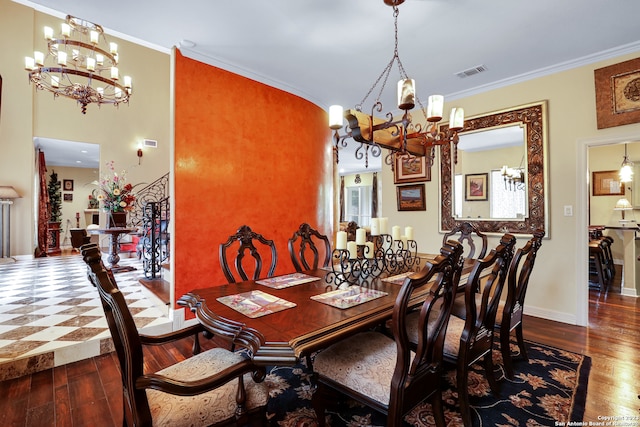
24,15 -> 132,114
329,0 -> 464,169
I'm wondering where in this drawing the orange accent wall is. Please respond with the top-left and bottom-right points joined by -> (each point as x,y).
174,50 -> 333,305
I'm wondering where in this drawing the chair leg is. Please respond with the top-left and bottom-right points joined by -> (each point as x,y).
515,323 -> 528,362
431,387 -> 447,427
311,381 -> 328,427
483,352 -> 500,394
192,332 -> 201,355
457,361 -> 473,427
500,328 -> 515,380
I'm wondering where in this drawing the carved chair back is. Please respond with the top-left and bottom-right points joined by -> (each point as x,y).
386,240 -> 464,424
81,243 -> 268,427
287,223 -> 331,271
445,233 -> 515,427
442,221 -> 488,260
498,229 -> 544,378
219,225 -> 278,283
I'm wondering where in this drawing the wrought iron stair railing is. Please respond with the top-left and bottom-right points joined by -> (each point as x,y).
128,173 -> 170,279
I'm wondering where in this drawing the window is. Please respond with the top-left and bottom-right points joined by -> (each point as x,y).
490,170 -> 526,218
346,186 -> 372,226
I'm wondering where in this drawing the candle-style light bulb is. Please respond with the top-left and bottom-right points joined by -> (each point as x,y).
329,105 -> 344,130
397,79 -> 415,110
426,95 -> 444,122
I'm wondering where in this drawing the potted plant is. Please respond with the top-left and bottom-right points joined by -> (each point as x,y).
47,170 -> 62,254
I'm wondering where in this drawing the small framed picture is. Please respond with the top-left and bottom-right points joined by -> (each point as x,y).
465,173 -> 488,201
394,154 -> 431,184
592,170 -> 624,196
63,193 -> 73,202
63,179 -> 74,191
396,184 -> 426,211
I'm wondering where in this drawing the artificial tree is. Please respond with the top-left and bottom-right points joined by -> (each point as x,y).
48,170 -> 62,223
47,170 -> 62,254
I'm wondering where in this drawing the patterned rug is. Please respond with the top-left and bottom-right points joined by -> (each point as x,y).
263,340 -> 591,426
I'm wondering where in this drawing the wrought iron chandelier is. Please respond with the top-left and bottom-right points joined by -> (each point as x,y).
24,15 -> 132,114
329,0 -> 464,169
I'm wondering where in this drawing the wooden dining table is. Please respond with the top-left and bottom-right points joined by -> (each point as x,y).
179,258 -> 475,366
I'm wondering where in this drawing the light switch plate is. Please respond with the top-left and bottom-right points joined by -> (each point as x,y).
564,205 -> 573,216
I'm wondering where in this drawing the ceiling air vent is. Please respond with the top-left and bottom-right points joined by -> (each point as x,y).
455,64 -> 488,79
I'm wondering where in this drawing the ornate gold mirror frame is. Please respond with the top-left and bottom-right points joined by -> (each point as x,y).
439,101 -> 549,235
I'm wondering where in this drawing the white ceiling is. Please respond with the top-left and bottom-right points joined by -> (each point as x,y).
18,0 -> 640,173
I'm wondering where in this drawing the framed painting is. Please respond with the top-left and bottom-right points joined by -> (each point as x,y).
394,154 -> 431,184
63,179 -> 74,191
396,184 -> 426,211
465,173 -> 488,201
63,193 -> 73,202
592,170 -> 624,196
595,57 -> 640,129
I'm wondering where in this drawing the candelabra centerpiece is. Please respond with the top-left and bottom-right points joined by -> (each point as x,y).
325,219 -> 421,288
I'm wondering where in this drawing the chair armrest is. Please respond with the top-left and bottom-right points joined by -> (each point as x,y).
135,358 -> 262,396
139,323 -> 205,345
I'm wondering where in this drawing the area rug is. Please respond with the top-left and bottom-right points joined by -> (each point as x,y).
263,340 -> 591,426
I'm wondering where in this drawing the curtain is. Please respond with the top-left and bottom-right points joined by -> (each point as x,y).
35,149 -> 49,257
339,176 -> 345,223
372,172 -> 378,218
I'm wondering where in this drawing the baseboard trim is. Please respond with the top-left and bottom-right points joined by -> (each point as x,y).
524,305 -> 577,325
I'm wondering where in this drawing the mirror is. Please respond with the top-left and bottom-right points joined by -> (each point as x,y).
440,101 -> 548,235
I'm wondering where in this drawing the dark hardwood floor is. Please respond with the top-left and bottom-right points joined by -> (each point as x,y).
1,271 -> 638,426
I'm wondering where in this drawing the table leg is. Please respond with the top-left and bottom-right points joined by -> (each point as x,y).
107,232 -> 136,273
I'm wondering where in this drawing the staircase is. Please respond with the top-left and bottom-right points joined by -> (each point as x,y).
129,173 -> 172,307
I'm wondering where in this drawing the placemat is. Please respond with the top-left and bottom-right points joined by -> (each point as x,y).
217,290 -> 296,318
256,273 -> 320,289
310,286 -> 387,309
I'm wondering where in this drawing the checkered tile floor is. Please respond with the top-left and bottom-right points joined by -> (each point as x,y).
0,253 -> 171,381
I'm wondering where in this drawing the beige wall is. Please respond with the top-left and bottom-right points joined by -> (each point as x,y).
382,51 -> 640,325
0,0 -> 171,256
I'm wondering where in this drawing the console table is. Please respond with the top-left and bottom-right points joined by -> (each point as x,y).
94,228 -> 136,273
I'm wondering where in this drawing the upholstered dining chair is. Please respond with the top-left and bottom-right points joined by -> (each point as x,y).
287,222 -> 331,271
442,221 -> 488,260
219,225 -> 278,283
311,240 -> 464,427
80,244 -> 269,427
406,233 -> 515,427
494,229 -> 544,379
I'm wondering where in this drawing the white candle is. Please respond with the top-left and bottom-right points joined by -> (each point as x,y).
347,241 -> 358,260
86,57 -> 96,71
111,66 -> 119,79
336,231 -> 347,250
392,226 -> 401,241
24,56 -> 35,70
405,226 -> 414,241
123,75 -> 132,89
51,75 -> 59,88
365,242 -> 375,259
397,79 -> 415,110
34,51 -> 44,66
90,30 -> 99,44
449,107 -> 465,130
329,105 -> 344,129
57,51 -> 67,66
370,218 -> 380,236
44,26 -> 54,40
401,236 -> 408,247
379,217 -> 389,235
61,23 -> 71,37
355,228 -> 366,245
427,95 -> 444,121
110,42 -> 118,54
